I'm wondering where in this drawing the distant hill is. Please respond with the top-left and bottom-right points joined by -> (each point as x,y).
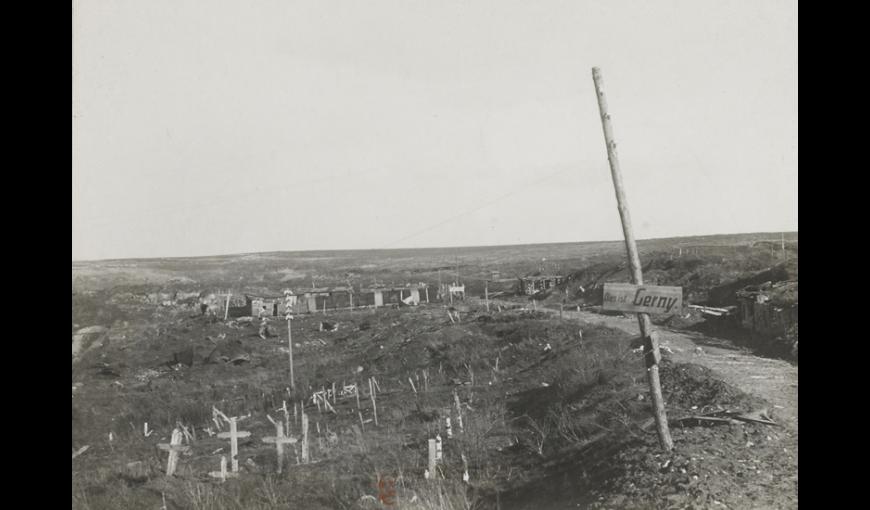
72,232 -> 797,294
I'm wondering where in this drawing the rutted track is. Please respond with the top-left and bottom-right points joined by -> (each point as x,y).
493,299 -> 798,433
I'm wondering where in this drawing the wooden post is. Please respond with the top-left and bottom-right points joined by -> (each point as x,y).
369,377 -> 378,426
427,439 -> 437,477
287,318 -> 295,390
281,400 -> 290,436
355,381 -> 361,409
592,66 -> 673,451
301,412 -> 310,463
485,281 -> 490,312
224,292 -> 231,321
454,391 -> 464,433
425,287 -> 429,303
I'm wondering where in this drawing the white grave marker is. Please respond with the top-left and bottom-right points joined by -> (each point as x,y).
427,439 -> 437,477
301,412 -> 310,463
262,417 -> 297,474
157,428 -> 190,476
213,408 -> 251,473
209,455 -> 238,482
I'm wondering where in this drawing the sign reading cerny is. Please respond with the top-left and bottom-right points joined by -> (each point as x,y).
602,283 -> 682,315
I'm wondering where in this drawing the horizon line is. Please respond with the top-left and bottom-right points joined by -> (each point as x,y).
72,229 -> 798,264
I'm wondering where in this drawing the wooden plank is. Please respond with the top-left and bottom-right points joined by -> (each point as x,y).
602,283 -> 682,314
263,436 -> 298,444
216,431 -> 252,439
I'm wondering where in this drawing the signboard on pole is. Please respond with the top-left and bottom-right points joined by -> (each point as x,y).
602,283 -> 682,315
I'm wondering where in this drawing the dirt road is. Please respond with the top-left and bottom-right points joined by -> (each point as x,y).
493,300 -> 798,432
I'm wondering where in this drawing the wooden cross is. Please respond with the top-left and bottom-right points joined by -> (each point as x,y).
157,427 -> 190,476
213,410 -> 251,473
208,455 -> 238,482
262,416 -> 297,474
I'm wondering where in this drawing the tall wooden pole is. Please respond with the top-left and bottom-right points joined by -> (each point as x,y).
484,280 -> 490,312
592,67 -> 673,451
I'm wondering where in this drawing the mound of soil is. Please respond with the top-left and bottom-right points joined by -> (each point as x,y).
660,361 -> 768,413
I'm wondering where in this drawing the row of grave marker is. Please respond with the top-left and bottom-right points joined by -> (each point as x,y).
157,377 -> 381,478
159,406 -> 310,478
156,384 -> 468,482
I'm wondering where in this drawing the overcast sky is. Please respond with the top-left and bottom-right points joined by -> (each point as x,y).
72,0 -> 797,261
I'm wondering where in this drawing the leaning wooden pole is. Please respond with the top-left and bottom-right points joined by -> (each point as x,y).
592,67 -> 673,451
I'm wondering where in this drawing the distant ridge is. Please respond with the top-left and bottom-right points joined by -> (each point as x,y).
72,231 -> 797,265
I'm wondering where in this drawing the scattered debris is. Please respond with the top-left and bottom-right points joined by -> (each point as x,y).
229,353 -> 250,365
675,408 -> 778,427
93,362 -> 121,378
72,445 -> 90,459
172,347 -> 195,367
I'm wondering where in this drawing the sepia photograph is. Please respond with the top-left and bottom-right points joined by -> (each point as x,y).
72,1 -> 797,508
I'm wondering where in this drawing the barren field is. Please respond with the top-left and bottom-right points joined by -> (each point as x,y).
72,233 -> 797,509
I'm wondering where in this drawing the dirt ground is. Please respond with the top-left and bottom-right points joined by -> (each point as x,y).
72,301 -> 797,510
550,306 -> 798,433
72,234 -> 798,509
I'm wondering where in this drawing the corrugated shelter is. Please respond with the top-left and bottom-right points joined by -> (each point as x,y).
518,275 -> 565,295
203,292 -> 248,317
735,281 -> 798,337
329,286 -> 354,309
246,294 -> 284,317
356,289 -> 376,307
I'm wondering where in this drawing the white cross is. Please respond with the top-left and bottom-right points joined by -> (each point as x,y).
157,428 -> 190,476
213,408 -> 251,473
262,416 -> 297,474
